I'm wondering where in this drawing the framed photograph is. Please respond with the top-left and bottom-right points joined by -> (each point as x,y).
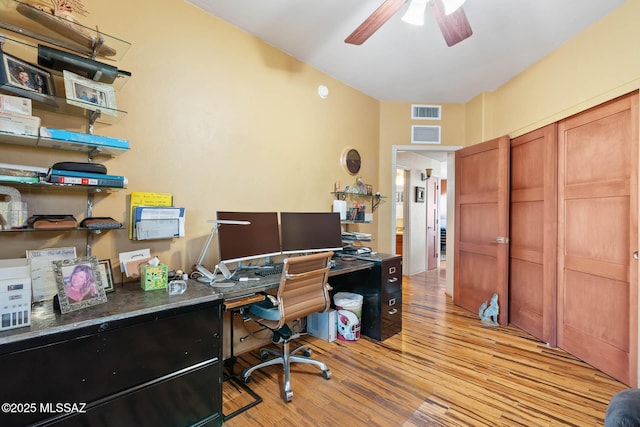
63,70 -> 117,116
0,51 -> 57,106
98,259 -> 115,293
53,256 -> 108,314
415,186 -> 425,203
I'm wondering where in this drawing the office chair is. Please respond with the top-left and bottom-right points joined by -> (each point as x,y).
242,251 -> 334,402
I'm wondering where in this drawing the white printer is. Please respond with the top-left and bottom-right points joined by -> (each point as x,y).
0,258 -> 31,331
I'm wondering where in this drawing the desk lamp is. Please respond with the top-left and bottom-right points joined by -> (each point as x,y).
194,219 -> 250,284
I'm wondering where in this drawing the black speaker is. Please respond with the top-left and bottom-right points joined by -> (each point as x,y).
37,45 -> 119,84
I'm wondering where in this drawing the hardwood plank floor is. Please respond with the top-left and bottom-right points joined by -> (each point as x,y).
223,267 -> 627,426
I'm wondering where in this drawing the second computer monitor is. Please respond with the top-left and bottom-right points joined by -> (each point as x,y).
280,212 -> 343,255
217,211 -> 281,264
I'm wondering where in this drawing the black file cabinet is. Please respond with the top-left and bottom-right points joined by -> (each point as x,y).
331,254 -> 402,341
378,255 -> 402,340
0,288 -> 223,427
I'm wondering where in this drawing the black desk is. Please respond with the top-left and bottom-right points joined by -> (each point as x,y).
215,254 -> 402,344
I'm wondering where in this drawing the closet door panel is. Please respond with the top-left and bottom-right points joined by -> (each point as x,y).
558,92 -> 638,387
510,124 -> 557,345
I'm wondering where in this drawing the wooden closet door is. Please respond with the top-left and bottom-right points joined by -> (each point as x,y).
557,92 -> 638,386
454,135 -> 510,325
510,124 -> 557,346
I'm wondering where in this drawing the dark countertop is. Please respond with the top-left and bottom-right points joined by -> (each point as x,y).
0,257 -> 381,346
0,280 -> 223,346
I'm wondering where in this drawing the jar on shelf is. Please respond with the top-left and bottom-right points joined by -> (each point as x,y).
351,177 -> 367,194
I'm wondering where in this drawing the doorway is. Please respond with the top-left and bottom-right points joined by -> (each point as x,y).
392,145 -> 460,293
395,168 -> 409,260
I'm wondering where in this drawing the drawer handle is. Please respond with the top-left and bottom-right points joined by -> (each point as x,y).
388,277 -> 398,283
388,298 -> 396,306
389,267 -> 396,274
388,308 -> 398,315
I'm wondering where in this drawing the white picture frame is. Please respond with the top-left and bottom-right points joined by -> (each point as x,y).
63,70 -> 117,116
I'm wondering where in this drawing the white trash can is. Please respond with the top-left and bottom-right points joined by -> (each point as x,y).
333,292 -> 363,341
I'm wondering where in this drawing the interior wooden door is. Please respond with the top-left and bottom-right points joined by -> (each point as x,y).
557,92 -> 638,386
510,124 -> 558,345
426,176 -> 438,270
454,135 -> 510,325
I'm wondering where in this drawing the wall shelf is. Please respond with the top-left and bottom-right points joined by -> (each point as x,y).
0,0 -> 131,61
331,191 -> 385,212
0,226 -> 124,234
0,129 -> 128,157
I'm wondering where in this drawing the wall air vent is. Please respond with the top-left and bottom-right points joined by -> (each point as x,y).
411,125 -> 441,144
412,104 -> 441,120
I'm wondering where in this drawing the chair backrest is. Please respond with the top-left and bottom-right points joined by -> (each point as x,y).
274,251 -> 333,329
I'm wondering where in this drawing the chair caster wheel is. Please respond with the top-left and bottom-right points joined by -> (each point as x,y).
303,349 -> 312,357
260,351 -> 269,360
322,369 -> 331,380
284,390 -> 293,402
242,369 -> 252,384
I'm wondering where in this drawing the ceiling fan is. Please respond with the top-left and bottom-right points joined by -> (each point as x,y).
345,0 -> 472,47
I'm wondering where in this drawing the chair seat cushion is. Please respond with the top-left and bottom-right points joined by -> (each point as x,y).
249,299 -> 280,321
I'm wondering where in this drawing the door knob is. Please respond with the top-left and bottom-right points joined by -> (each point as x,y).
634,251 -> 638,260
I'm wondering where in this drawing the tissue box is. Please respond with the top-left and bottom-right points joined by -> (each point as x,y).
140,264 -> 168,291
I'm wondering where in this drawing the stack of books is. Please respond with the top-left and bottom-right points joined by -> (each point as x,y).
46,168 -> 127,188
0,162 -> 47,184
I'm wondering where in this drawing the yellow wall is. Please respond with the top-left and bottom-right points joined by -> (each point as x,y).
377,102 -> 465,253
0,0 -> 380,274
484,0 -> 640,139
2,0 -> 639,276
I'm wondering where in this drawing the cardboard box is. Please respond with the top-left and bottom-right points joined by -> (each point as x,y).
140,264 -> 168,291
307,309 -> 337,342
0,94 -> 32,115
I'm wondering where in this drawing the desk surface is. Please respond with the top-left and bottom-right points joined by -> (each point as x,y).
0,281 -> 223,346
0,257 -> 379,346
213,257 -> 375,301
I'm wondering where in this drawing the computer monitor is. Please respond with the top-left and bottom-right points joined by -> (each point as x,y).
217,211 -> 281,264
280,212 -> 343,255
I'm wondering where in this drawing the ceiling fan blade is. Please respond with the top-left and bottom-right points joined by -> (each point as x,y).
433,0 -> 472,47
345,0 -> 408,45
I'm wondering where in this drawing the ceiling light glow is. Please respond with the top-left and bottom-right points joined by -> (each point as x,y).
401,0 -> 428,26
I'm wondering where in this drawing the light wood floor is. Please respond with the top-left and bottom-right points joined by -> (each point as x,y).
222,267 -> 627,426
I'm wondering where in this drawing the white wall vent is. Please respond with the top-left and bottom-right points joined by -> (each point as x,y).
412,104 -> 441,120
411,125 -> 441,144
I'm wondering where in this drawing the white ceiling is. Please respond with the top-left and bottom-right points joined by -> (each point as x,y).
186,0 -> 626,103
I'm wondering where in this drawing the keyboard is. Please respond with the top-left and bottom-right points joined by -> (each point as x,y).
255,264 -> 284,277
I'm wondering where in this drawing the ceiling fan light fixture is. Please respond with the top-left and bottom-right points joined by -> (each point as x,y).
401,0 -> 428,26
442,0 -> 466,15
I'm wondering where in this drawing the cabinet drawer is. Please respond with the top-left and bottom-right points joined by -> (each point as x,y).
382,257 -> 402,294
0,302 -> 221,426
49,360 -> 222,427
381,289 -> 402,340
